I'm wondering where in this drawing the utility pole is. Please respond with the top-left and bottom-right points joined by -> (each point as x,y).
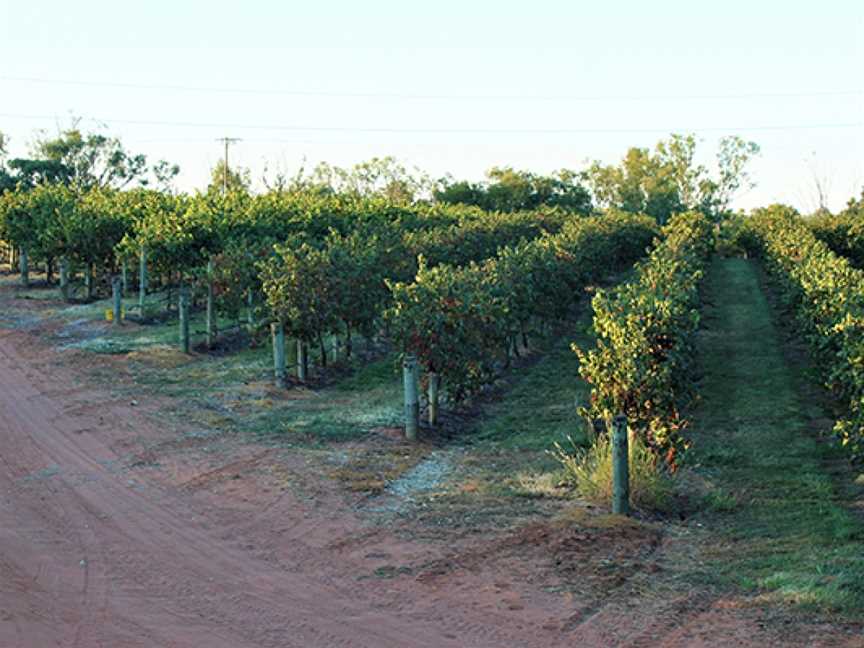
215,137 -> 241,195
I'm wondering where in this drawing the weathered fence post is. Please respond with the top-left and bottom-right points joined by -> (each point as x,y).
272,322 -> 287,388
612,414 -> 630,515
19,248 -> 28,287
59,257 -> 70,301
331,333 -> 340,362
84,264 -> 94,301
112,276 -> 122,326
427,372 -> 440,427
246,289 -> 255,333
179,287 -> 190,353
138,247 -> 148,315
403,354 -> 419,441
205,258 -> 216,349
296,340 -> 308,383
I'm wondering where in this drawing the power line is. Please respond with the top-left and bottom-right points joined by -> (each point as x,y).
1,74 -> 862,103
0,111 -> 861,135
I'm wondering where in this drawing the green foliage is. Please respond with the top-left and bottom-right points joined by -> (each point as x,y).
261,241 -> 338,343
715,212 -> 759,257
551,429 -> 674,511
586,134 -> 759,224
285,156 -> 432,203
208,159 -> 252,195
5,158 -> 72,189
435,167 -> 592,214
32,122 -> 178,190
575,212 -> 714,462
750,205 -> 864,457
809,190 -> 864,267
387,212 -> 658,401
261,207 -> 561,359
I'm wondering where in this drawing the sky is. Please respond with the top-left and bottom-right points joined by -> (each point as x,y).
0,0 -> 862,212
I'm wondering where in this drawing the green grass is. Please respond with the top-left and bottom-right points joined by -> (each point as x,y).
122,345 -> 403,445
468,309 -> 595,452
689,256 -> 864,616
0,272 -> 403,446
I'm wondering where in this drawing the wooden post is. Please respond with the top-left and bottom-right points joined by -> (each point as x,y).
111,276 -> 122,326
179,287 -> 190,353
84,264 -> 94,301
331,333 -> 340,362
271,322 -> 287,388
403,354 -> 419,441
59,257 -> 70,301
246,288 -> 255,333
428,372 -> 440,427
138,247 -> 147,314
205,258 -> 216,349
19,248 -> 28,287
296,340 -> 308,383
121,260 -> 128,296
612,414 -> 630,516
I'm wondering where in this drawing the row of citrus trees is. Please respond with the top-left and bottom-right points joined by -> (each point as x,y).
575,212 -> 714,465
257,206 -> 567,364
379,212 -> 659,414
809,191 -> 864,267
0,185 -> 568,305
0,185 -> 582,364
749,205 -> 864,457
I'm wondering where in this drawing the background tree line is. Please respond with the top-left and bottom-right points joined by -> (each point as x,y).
1,121 -> 765,225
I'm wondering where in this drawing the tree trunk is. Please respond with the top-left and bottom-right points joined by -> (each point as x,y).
138,247 -> 147,314
318,333 -> 327,368
85,264 -> 94,301
59,257 -> 69,301
345,326 -> 353,359
246,289 -> 255,333
297,340 -> 308,382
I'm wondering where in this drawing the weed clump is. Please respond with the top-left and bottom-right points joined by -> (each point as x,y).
551,428 -> 674,511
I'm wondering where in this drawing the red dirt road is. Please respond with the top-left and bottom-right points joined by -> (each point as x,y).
0,328 -> 489,648
1,323 -> 862,648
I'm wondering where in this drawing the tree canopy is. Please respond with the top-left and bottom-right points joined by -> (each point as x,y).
585,134 -> 759,223
434,167 -> 592,214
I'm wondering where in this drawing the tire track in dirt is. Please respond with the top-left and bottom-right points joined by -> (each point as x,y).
0,331 -> 470,647
0,328 -> 586,647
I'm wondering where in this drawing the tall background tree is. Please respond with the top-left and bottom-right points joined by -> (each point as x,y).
208,159 -> 252,194
29,118 -> 180,190
284,156 -> 432,202
585,134 -> 759,223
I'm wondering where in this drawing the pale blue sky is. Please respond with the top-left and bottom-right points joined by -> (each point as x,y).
1,0 -> 861,211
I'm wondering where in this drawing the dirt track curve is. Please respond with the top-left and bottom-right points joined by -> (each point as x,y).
0,326 -> 510,648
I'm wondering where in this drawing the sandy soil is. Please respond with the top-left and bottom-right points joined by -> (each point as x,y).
1,298 -> 862,646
